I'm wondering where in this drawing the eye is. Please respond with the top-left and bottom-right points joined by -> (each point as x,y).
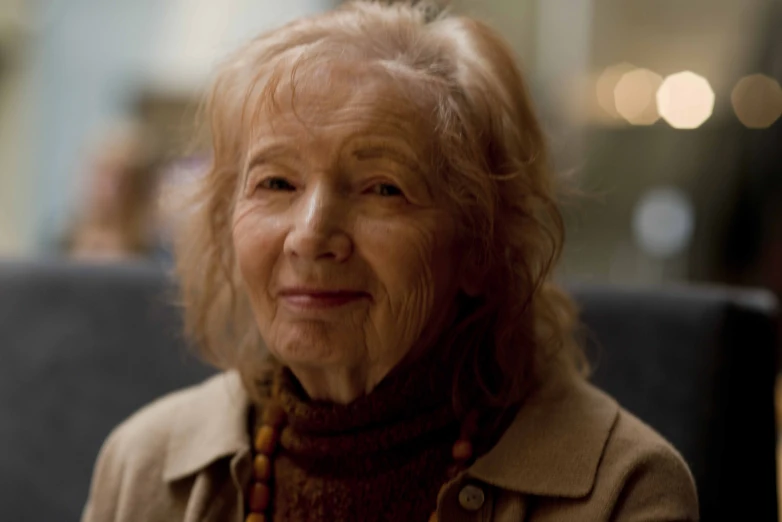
370,183 -> 404,197
257,177 -> 295,192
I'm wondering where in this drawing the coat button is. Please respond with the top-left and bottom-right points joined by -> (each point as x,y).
458,484 -> 485,511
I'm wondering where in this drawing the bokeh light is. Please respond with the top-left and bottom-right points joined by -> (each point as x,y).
656,71 -> 715,129
614,68 -> 663,125
731,74 -> 782,129
596,63 -> 636,120
632,187 -> 695,259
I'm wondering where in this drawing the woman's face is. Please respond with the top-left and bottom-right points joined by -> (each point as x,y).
232,66 -> 467,385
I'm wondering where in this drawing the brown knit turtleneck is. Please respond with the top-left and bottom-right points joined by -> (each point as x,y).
257,353 -> 462,522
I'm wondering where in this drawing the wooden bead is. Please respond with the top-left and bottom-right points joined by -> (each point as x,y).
254,426 -> 277,454
245,514 -> 266,522
261,403 -> 286,428
452,439 -> 473,461
248,482 -> 271,512
253,454 -> 271,481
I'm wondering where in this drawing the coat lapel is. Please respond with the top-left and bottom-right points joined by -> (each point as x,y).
162,372 -> 252,522
163,372 -> 251,482
467,371 -> 619,499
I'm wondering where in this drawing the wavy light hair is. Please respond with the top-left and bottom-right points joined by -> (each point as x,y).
176,0 -> 586,411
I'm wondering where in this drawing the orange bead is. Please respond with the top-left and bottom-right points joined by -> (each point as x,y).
254,426 -> 277,454
245,514 -> 266,522
452,440 -> 473,461
253,454 -> 271,481
428,513 -> 438,522
248,482 -> 271,512
261,403 -> 286,428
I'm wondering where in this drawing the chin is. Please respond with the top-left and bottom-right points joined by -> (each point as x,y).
269,331 -> 354,369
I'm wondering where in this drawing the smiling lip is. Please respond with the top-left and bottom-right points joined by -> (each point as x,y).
278,289 -> 370,309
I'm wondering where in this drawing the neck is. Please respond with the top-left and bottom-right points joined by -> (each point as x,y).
286,338 -> 448,405
288,363 -> 375,404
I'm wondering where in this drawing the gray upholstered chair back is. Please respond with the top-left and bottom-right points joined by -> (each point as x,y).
0,261 -> 213,520
571,284 -> 779,521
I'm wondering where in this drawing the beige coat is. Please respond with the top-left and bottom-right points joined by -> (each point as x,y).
81,371 -> 699,521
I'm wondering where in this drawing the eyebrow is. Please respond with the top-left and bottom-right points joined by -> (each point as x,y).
246,143 -> 298,172
350,144 -> 422,174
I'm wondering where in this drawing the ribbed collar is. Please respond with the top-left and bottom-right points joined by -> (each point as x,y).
273,354 -> 458,471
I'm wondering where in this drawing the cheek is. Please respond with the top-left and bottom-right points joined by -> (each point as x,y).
232,203 -> 283,296
358,214 -> 458,315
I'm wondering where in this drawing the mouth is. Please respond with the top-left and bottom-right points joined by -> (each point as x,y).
277,288 -> 371,309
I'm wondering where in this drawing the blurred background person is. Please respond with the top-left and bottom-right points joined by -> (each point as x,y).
63,121 -> 164,261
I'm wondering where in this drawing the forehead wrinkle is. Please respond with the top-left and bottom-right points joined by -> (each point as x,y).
245,65 -> 439,185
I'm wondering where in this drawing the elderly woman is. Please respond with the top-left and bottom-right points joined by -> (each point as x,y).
82,2 -> 698,521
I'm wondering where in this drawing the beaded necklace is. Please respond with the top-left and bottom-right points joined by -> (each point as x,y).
244,400 -> 480,522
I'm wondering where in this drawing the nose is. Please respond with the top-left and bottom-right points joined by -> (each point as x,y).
284,183 -> 352,262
